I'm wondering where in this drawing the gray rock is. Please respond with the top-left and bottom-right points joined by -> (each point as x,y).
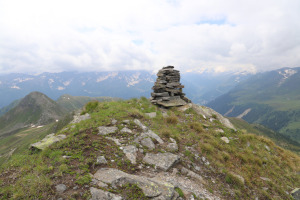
93,168 -> 175,199
97,156 -> 108,164
166,138 -> 178,152
143,152 -> 180,171
141,137 -> 155,150
98,126 -> 118,135
122,120 -> 130,124
265,145 -> 270,151
106,137 -> 121,146
166,143 -> 178,152
181,167 -> 205,183
123,145 -> 138,164
221,137 -> 229,144
90,187 -> 122,200
291,188 -> 300,200
120,127 -> 132,134
145,112 -> 157,118
30,133 -> 66,151
55,184 -> 67,193
71,113 -> 91,124
260,177 -> 271,181
144,130 -> 164,144
192,104 -> 236,130
111,119 -> 118,125
177,103 -> 192,112
133,119 -> 148,131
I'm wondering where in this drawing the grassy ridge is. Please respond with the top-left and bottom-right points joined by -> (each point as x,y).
0,98 -> 299,199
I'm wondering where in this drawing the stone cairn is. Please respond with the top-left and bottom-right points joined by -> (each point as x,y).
150,66 -> 191,107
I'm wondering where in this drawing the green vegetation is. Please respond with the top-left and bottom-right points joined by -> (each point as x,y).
0,98 -> 299,199
207,68 -> 300,143
56,94 -> 120,112
230,117 -> 300,155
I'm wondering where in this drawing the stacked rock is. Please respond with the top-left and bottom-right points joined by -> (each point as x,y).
150,66 -> 191,107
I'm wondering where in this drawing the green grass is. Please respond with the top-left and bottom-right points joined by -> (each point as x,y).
0,98 -> 299,200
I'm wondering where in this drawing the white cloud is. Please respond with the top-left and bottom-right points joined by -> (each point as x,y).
0,0 -> 299,74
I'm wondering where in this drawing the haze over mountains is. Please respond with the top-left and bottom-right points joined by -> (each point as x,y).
0,70 -> 252,109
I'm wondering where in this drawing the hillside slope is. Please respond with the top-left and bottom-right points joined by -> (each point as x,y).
207,67 -> 300,143
0,92 -> 66,136
229,117 -> 300,154
0,98 -> 299,199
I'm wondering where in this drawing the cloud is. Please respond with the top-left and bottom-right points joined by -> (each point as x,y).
0,0 -> 299,74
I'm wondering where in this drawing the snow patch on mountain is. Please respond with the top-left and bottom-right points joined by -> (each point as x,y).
97,72 -> 118,82
126,72 -> 141,87
63,80 -> 71,86
13,78 -> 34,83
11,85 -> 20,89
278,69 -> 297,86
57,86 -> 65,90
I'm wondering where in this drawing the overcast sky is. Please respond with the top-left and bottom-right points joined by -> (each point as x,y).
0,0 -> 299,75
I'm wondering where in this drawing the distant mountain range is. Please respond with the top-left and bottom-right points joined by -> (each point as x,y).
208,67 -> 300,143
0,70 -> 252,109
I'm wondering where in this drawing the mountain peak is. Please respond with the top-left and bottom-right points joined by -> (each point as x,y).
0,92 -> 65,136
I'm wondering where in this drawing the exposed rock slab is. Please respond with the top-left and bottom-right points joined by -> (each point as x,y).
55,184 -> 67,194
90,187 -> 122,200
145,112 -> 157,118
30,133 -> 66,151
143,152 -> 180,171
97,156 -> 108,164
98,126 -> 118,135
144,130 -> 164,144
140,137 -> 155,150
71,113 -> 90,124
120,127 -> 132,134
291,188 -> 300,200
93,168 -> 176,199
133,119 -> 148,131
192,104 -> 236,130
123,145 -> 138,164
221,137 -> 229,144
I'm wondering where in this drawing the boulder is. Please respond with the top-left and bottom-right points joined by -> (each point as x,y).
71,113 -> 90,124
96,156 -> 108,164
291,188 -> 300,200
145,112 -> 157,118
133,119 -> 148,132
143,152 -> 180,171
192,104 -> 236,130
55,184 -> 67,194
120,127 -> 132,134
123,145 -> 138,164
98,126 -> 118,135
30,133 -> 66,151
140,137 -> 156,150
93,168 -> 176,199
221,137 -> 229,144
90,187 -> 122,200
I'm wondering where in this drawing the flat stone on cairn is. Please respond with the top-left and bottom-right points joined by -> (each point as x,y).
150,66 -> 191,107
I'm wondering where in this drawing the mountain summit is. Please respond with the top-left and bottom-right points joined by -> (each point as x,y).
0,91 -> 66,136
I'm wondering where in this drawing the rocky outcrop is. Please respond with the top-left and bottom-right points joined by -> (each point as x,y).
143,152 -> 180,171
93,168 -> 177,199
30,133 -> 66,151
192,104 -> 236,130
151,66 -> 191,107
